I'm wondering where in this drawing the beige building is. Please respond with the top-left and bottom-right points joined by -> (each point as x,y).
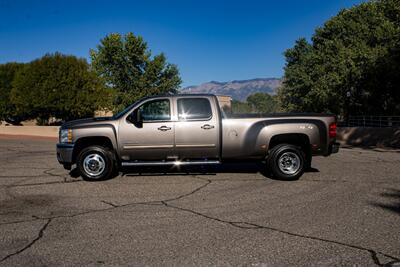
216,95 -> 232,112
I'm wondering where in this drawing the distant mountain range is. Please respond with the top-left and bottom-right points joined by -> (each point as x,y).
181,78 -> 282,101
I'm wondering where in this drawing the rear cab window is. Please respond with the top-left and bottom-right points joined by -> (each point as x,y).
177,98 -> 212,121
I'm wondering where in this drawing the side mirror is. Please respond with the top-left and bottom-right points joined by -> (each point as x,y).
128,109 -> 143,128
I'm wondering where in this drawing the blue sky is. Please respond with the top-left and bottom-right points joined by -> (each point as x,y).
0,0 -> 363,87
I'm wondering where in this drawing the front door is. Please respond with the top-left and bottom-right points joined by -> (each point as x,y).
174,97 -> 219,160
119,98 -> 175,161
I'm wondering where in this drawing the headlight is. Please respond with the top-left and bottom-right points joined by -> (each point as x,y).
60,129 -> 72,143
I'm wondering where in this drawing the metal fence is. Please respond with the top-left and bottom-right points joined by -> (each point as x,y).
338,116 -> 400,127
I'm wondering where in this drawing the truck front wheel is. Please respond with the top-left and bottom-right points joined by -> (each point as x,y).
76,145 -> 115,181
267,144 -> 305,180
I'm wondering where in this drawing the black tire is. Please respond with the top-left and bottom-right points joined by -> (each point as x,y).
267,144 -> 306,181
76,145 -> 115,181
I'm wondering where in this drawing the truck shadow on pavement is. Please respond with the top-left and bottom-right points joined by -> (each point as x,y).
68,162 -> 319,180
120,162 -> 319,180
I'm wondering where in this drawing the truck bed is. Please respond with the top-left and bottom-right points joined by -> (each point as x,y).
224,112 -> 336,119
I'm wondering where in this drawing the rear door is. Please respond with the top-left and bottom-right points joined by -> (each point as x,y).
174,97 -> 220,160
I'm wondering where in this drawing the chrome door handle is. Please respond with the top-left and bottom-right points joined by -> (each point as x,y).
158,126 -> 172,131
201,124 -> 215,130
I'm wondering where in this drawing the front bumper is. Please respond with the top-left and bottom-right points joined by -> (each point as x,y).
56,143 -> 74,165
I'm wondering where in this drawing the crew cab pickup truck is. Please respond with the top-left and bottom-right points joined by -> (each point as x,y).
57,94 -> 339,181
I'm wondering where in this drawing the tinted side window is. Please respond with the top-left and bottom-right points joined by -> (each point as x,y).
139,99 -> 170,121
178,98 -> 212,120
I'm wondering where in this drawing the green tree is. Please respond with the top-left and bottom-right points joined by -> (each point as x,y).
231,100 -> 252,114
277,38 -> 314,112
247,92 -> 278,113
0,63 -> 25,124
279,0 -> 400,116
90,32 -> 182,112
11,53 -> 111,124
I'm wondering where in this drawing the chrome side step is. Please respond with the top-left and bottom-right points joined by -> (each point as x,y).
121,160 -> 220,167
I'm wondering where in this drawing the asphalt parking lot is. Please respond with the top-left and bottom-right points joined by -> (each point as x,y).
0,137 -> 399,266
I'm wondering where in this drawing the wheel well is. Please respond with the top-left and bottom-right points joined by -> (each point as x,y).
268,133 -> 310,156
72,136 -> 114,163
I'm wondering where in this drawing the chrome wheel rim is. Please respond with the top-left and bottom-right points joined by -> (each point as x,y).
278,152 -> 301,175
83,153 -> 106,177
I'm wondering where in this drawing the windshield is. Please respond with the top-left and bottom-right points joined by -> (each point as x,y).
112,100 -> 141,120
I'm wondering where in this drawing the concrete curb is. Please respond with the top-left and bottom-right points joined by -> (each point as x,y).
0,125 -> 59,138
0,134 -> 58,141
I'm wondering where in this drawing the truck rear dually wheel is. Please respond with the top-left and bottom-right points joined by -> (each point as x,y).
77,146 -> 115,181
267,144 -> 305,180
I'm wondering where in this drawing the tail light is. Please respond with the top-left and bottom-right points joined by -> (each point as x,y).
329,122 -> 337,138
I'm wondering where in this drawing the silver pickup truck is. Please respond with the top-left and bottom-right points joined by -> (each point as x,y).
57,94 -> 339,181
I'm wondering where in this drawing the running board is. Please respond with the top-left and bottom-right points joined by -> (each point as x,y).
121,160 -> 221,167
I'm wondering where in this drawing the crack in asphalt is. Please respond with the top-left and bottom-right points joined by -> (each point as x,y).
43,168 -> 73,183
83,174 -> 400,266
0,219 -> 52,263
8,180 -> 81,187
43,168 -> 64,177
101,200 -> 119,207
160,201 -> 400,266
0,168 -> 80,189
0,176 -> 211,226
62,174 -> 400,267
0,176 -> 212,262
163,176 -> 212,202
1,170 -> 399,266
